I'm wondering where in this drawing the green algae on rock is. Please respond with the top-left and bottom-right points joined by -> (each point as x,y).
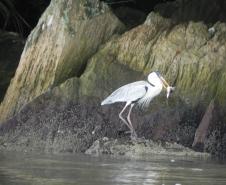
54,12 -> 226,108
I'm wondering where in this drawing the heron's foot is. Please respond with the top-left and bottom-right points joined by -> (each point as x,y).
125,130 -> 132,134
130,130 -> 138,141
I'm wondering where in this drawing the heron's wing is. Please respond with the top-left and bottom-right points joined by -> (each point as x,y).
101,81 -> 149,105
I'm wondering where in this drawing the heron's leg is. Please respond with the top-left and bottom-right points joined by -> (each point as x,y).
127,104 -> 137,138
119,102 -> 132,131
127,103 -> 137,139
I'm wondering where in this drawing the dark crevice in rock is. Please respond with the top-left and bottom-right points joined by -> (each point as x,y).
103,0 -> 175,29
0,31 -> 25,102
112,6 -> 146,29
77,61 -> 89,78
2,0 -> 226,37
0,0 -> 51,38
154,0 -> 226,24
104,0 -> 226,29
103,0 -> 175,14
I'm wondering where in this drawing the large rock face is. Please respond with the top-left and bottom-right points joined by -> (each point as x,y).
45,1 -> 226,156
1,0 -> 226,157
0,97 -> 117,153
0,93 -> 208,157
56,12 -> 226,107
0,0 -> 125,122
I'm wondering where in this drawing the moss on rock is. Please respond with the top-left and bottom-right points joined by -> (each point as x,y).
54,13 -> 226,110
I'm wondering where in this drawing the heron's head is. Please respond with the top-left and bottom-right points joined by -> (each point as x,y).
148,72 -> 175,98
147,71 -> 163,86
153,71 -> 170,88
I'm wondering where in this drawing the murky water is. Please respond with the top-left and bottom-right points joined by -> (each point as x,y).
0,152 -> 226,185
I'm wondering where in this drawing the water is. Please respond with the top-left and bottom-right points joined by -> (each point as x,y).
0,152 -> 226,185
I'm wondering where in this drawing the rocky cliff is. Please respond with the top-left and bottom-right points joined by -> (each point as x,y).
0,0 -> 226,158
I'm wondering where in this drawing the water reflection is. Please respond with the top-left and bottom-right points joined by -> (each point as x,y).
113,162 -> 160,184
0,152 -> 226,185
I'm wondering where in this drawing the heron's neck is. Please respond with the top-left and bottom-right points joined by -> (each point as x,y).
147,77 -> 163,88
147,80 -> 155,87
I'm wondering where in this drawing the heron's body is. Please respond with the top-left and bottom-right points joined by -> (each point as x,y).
101,71 -> 173,139
101,80 -> 162,108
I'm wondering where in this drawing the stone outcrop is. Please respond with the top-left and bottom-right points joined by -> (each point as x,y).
0,97 -> 121,153
0,94 -> 209,158
0,31 -> 24,102
0,0 -> 125,122
192,100 -> 216,150
54,12 -> 226,108
85,137 -> 210,159
1,0 -> 226,158
41,0 -> 226,157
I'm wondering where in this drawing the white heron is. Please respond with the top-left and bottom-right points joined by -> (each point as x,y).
101,71 -> 174,139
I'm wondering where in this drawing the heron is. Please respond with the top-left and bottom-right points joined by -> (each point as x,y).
101,71 -> 174,139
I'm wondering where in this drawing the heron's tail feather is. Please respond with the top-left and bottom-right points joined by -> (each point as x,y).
101,97 -> 114,105
137,97 -> 152,110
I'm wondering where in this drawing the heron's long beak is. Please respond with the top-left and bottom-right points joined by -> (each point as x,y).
160,76 -> 170,89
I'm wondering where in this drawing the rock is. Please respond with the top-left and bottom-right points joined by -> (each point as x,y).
0,94 -> 209,159
192,100 -> 216,150
57,12 -> 226,109
0,96 -> 121,153
1,0 -> 226,158
137,105 -> 197,146
0,82 -> 222,157
85,140 -> 101,155
0,89 -> 213,157
50,6 -> 226,157
85,137 -> 210,159
0,0 -> 125,122
0,31 -> 24,102
1,1 -> 226,114
189,99 -> 226,158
